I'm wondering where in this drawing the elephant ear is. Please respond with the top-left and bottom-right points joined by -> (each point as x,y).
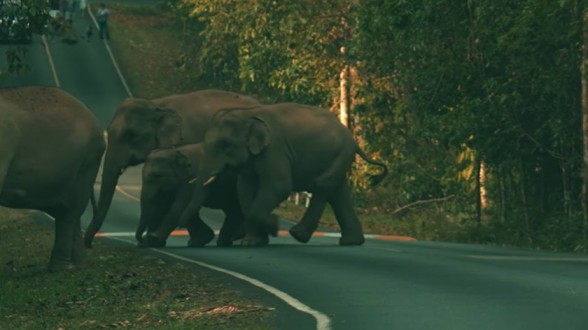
154,108 -> 184,148
247,116 -> 270,155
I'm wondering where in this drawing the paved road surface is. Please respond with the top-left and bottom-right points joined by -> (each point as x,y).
1,5 -> 587,330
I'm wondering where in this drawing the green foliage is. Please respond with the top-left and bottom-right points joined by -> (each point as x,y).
151,0 -> 588,251
350,0 -> 586,250
0,0 -> 49,78
179,0 -> 353,105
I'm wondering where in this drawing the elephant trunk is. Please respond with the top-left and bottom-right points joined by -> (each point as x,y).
83,148 -> 128,248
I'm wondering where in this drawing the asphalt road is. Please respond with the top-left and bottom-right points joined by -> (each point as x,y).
1,9 -> 588,330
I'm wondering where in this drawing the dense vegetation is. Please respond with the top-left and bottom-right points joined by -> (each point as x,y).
160,0 -> 588,252
4,1 -> 587,252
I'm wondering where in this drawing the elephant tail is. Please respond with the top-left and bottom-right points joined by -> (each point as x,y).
355,145 -> 388,187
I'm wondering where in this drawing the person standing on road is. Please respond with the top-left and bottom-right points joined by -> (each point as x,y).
96,3 -> 110,40
79,0 -> 87,16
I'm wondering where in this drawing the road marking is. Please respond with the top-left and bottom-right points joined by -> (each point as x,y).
106,236 -> 332,330
88,5 -> 133,97
116,184 -> 142,191
468,255 -> 588,262
40,7 -> 329,328
77,8 -> 331,326
115,186 -> 139,202
366,246 -> 401,253
41,35 -> 60,87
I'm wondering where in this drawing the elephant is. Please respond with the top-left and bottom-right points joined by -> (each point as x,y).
83,89 -> 260,248
178,102 -> 388,247
0,86 -> 105,271
136,143 -> 244,248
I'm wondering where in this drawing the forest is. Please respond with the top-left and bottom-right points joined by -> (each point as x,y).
161,0 -> 588,252
4,0 -> 586,252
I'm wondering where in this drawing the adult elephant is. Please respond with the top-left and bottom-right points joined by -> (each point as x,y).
83,89 -> 260,248
136,143 -> 243,248
0,86 -> 105,271
178,103 -> 388,247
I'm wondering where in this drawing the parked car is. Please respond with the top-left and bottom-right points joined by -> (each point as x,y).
0,1 -> 33,43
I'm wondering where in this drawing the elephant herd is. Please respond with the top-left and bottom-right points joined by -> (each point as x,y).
0,86 -> 387,271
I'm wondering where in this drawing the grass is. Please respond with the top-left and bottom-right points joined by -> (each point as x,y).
107,2 -> 206,99
0,207 -> 271,329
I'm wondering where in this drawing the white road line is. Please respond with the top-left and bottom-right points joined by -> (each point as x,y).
74,5 -> 333,327
107,236 -> 332,330
88,5 -> 133,97
115,186 -> 139,202
41,35 -> 60,87
110,187 -> 333,329
469,255 -> 588,262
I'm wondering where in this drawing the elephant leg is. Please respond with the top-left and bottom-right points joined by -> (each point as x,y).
49,211 -> 76,271
48,202 -> 86,271
186,215 -> 215,247
238,175 -> 289,246
328,180 -> 365,246
289,191 -> 329,243
135,191 -> 175,247
137,194 -> 171,244
177,186 -> 215,247
50,162 -> 100,270
237,175 -> 269,247
141,188 -> 203,248
217,203 -> 245,247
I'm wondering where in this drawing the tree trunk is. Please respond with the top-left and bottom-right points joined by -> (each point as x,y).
498,164 -> 507,224
474,157 -> 482,224
581,10 -> 588,244
339,47 -> 350,128
474,157 -> 488,224
519,158 -> 532,244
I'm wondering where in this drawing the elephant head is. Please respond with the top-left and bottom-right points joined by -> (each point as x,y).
84,97 -> 184,247
136,148 -> 193,242
195,111 -> 270,187
141,148 -> 193,201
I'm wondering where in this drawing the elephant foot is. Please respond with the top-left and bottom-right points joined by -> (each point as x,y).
256,214 -> 279,237
216,235 -> 234,247
48,259 -> 76,272
187,226 -> 215,247
231,225 -> 246,241
339,235 -> 365,246
241,234 -> 269,247
289,224 -> 312,243
83,231 -> 96,248
138,234 -> 167,248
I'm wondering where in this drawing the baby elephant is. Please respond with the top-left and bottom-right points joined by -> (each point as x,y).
0,86 -> 105,271
137,143 -> 244,247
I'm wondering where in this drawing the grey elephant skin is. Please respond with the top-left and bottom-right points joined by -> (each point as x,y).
0,86 -> 105,271
136,143 -> 244,248
180,103 -> 388,247
83,89 -> 260,248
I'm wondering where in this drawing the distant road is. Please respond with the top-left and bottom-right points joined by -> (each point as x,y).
1,3 -> 587,330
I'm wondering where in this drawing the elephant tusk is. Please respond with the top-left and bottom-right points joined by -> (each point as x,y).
188,177 -> 198,184
203,176 -> 216,186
